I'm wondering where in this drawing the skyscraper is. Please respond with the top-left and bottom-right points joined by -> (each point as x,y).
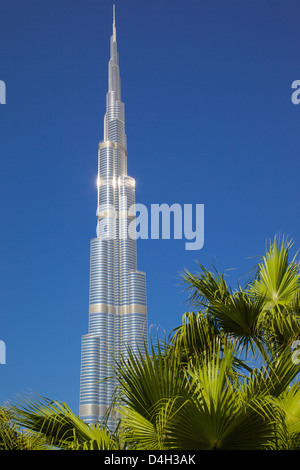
79,7 -> 148,426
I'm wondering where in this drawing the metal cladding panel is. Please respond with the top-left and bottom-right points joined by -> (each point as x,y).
99,146 -> 114,179
79,335 -> 101,406
89,239 -> 108,305
129,271 -> 147,305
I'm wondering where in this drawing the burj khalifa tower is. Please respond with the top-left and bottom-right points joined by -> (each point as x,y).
79,7 -> 148,425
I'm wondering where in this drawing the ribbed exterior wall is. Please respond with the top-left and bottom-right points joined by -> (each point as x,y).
79,17 -> 147,427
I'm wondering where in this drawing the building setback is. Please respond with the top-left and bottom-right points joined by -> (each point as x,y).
79,7 -> 148,426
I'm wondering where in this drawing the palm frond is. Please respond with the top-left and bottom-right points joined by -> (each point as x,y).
11,395 -> 120,450
182,264 -> 231,309
250,236 -> 300,310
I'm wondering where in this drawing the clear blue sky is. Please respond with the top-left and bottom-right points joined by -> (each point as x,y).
0,0 -> 299,413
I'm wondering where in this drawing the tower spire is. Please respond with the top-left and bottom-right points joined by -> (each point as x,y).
108,3 -> 120,100
112,4 -> 116,41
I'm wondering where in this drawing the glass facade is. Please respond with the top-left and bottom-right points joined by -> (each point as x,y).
79,11 -> 148,427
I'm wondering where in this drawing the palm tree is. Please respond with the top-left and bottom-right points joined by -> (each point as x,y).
111,334 -> 300,449
4,235 -> 300,450
178,236 -> 300,367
